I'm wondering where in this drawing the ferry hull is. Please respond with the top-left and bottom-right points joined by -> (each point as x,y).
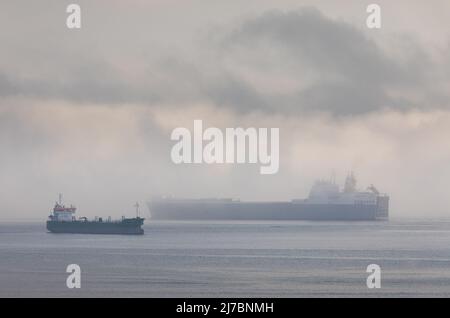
148,199 -> 389,221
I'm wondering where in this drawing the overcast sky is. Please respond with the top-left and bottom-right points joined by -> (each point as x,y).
1,1 -> 450,219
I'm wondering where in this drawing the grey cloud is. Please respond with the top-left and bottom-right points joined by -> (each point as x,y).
0,6 -> 443,116
217,8 -> 432,115
226,8 -> 398,84
0,73 -> 19,96
0,55 -> 210,107
0,64 -> 157,105
203,73 -> 270,112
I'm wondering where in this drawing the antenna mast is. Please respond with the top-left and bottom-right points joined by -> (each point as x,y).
134,202 -> 140,218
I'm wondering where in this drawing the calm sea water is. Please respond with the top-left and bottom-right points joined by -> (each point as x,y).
1,219 -> 450,297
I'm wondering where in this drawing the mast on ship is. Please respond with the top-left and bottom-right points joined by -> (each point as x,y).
134,202 -> 140,218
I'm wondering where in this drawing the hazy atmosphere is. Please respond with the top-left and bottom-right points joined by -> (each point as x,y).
1,0 -> 450,219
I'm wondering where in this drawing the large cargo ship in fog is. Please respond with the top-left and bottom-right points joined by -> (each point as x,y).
148,174 -> 389,221
47,196 -> 145,235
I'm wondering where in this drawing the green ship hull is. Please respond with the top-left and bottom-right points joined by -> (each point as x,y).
46,217 -> 145,235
